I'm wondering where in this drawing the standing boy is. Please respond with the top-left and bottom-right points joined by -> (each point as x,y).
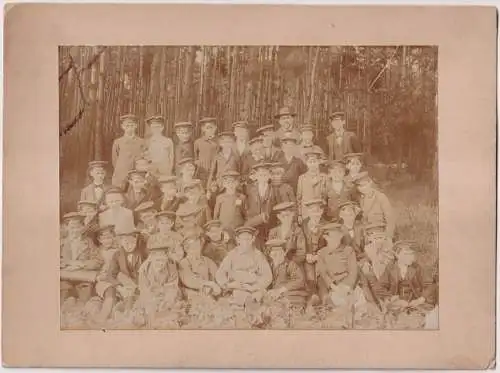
325,160 -> 351,221
144,115 -> 174,178
257,124 -> 283,162
207,131 -> 240,199
174,121 -> 195,173
274,107 -> 300,145
326,112 -> 361,161
240,137 -> 265,189
111,114 -> 145,188
213,170 -> 246,233
270,162 -> 296,204
194,117 -> 219,186
276,132 -> 307,192
233,120 -> 250,158
296,148 -> 328,220
156,175 -> 182,212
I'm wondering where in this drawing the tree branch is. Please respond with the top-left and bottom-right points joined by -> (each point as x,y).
368,46 -> 400,91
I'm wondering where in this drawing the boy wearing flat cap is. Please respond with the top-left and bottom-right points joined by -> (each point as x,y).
202,220 -> 234,266
326,111 -> 361,161
207,131 -> 241,199
232,121 -> 250,158
354,171 -> 395,241
156,175 -> 182,212
125,169 -> 155,211
296,147 -> 328,221
112,114 -> 146,188
343,152 -> 365,202
298,124 -> 320,162
215,226 -> 272,308
274,107 -> 300,146
244,162 -> 277,242
77,200 -> 99,236
338,201 -> 364,260
176,157 -> 198,195
176,179 -> 211,228
174,121 -> 195,174
268,201 -> 306,264
265,239 -> 308,310
144,115 -> 174,178
275,133 -> 307,193
270,162 -> 296,205
130,157 -> 162,201
325,160 -> 351,221
179,233 -> 221,300
194,117 -> 219,183
213,170 -> 246,233
257,124 -> 283,162
240,136 -> 265,188
147,210 -> 184,262
316,222 -> 362,307
134,201 -> 158,239
175,204 -> 205,238
81,161 -> 110,210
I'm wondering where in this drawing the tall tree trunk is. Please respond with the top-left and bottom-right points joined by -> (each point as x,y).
306,46 -> 320,123
182,46 -> 196,121
228,46 -> 239,126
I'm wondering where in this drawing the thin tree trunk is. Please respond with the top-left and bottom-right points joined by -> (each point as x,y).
182,46 -> 196,121
306,46 -> 321,123
228,46 -> 239,126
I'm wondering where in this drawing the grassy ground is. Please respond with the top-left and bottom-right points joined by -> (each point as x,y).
61,177 -> 438,330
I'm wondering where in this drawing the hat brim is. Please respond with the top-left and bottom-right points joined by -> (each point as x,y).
274,113 -> 297,118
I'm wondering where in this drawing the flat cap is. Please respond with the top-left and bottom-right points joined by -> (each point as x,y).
320,222 -> 344,234
393,240 -> 418,251
329,111 -> 345,120
174,121 -> 193,129
218,131 -> 235,139
105,186 -> 124,196
249,136 -> 264,146
327,160 -> 345,169
96,224 -> 115,235
134,201 -> 156,213
264,239 -> 287,247
128,169 -> 147,178
177,157 -> 195,167
183,179 -> 202,190
352,171 -> 372,185
203,219 -> 222,230
234,226 -> 257,236
87,160 -> 108,170
303,147 -> 324,158
63,212 -> 85,222
280,132 -> 298,143
343,153 -> 364,162
274,107 -> 296,118
338,200 -> 361,212
77,200 -> 97,207
120,114 -> 138,123
303,198 -> 324,207
273,201 -> 296,212
158,175 -> 178,184
199,117 -> 217,125
176,205 -> 203,218
232,120 -> 249,129
145,115 -> 165,125
115,228 -> 140,237
252,162 -> 273,171
156,210 -> 176,219
256,124 -> 275,134
221,170 -> 240,178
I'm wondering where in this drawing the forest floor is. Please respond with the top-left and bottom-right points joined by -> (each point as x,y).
61,177 -> 438,330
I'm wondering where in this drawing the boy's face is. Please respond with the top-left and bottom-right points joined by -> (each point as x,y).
323,230 -> 343,246
78,204 -> 97,217
98,231 -> 115,249
157,216 -> 174,232
161,183 -> 177,199
222,177 -> 237,191
119,235 -> 137,253
301,130 -> 314,145
66,219 -> 84,236
329,166 -> 345,181
90,167 -> 106,184
397,248 -> 416,266
203,123 -> 217,139
135,159 -> 150,172
271,167 -> 285,183
181,163 -> 195,179
306,156 -> 320,170
250,143 -> 263,157
234,127 -> 248,140
357,181 -> 372,195
122,120 -> 138,136
130,175 -> 146,190
176,128 -> 192,143
262,131 -> 274,147
150,123 -> 164,136
331,119 -> 345,136
339,206 -> 356,223
347,158 -> 362,175
236,232 -> 254,249
206,225 -> 223,241
255,168 -> 271,183
279,115 -> 294,130
277,209 -> 295,224
281,141 -> 295,154
185,238 -> 202,256
105,193 -> 124,208
269,247 -> 285,267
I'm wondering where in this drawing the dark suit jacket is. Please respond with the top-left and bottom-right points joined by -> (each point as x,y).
327,131 -> 361,161
125,188 -> 154,210
275,154 -> 307,192
244,183 -> 276,227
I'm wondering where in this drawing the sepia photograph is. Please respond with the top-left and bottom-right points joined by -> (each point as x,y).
59,45 -> 438,330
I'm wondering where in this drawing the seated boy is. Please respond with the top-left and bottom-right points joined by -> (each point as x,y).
338,201 -> 364,260
134,201 -> 158,238
213,170 -> 246,233
131,157 -> 162,201
265,239 -> 308,310
215,226 -> 272,308
179,233 -> 221,300
156,175 -> 183,212
60,212 -> 102,303
207,131 -> 240,198
176,179 -> 212,228
125,169 -> 155,210
202,219 -> 234,266
325,160 -> 351,220
148,210 -> 184,262
240,136 -> 265,189
175,205 -> 205,238
316,222 -> 361,307
76,199 -> 99,236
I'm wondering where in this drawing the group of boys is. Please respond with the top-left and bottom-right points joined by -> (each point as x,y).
60,107 -> 438,325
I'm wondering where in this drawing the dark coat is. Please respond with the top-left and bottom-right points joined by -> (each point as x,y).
275,154 -> 307,193
326,131 -> 361,161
